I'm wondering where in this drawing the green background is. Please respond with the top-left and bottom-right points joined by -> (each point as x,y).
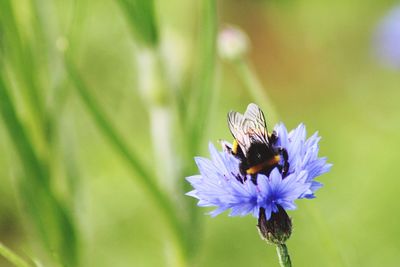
0,0 -> 399,266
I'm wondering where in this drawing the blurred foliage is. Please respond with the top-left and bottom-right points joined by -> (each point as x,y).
116,0 -> 159,46
0,0 -> 400,266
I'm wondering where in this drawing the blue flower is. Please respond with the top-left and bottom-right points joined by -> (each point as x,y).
373,5 -> 400,69
186,123 -> 331,220
273,123 -> 332,198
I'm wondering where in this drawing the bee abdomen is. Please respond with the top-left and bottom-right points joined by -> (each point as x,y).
246,155 -> 281,175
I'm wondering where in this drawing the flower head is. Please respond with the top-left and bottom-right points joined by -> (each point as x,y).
186,104 -> 331,244
187,143 -> 310,219
273,123 -> 332,198
186,123 -> 330,220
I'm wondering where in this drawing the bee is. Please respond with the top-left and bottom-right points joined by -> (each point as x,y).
224,103 -> 289,184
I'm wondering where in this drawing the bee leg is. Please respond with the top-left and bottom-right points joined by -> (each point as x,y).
233,173 -> 246,184
277,147 -> 289,177
250,174 -> 257,185
239,162 -> 248,182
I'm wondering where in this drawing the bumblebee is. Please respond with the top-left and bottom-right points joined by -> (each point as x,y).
224,103 -> 289,184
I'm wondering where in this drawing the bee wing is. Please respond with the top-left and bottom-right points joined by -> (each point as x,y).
227,103 -> 269,156
243,103 -> 269,143
228,111 -> 251,154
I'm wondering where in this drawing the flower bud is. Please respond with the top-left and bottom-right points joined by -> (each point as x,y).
257,206 -> 292,245
218,26 -> 249,61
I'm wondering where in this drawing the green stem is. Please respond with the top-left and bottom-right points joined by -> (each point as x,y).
184,0 -> 217,259
276,244 -> 292,267
188,0 -> 217,153
136,47 -> 185,266
0,243 -> 32,267
234,59 -> 278,124
65,58 -> 188,261
136,48 -> 177,194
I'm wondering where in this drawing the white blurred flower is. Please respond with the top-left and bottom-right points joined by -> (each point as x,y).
218,26 -> 249,61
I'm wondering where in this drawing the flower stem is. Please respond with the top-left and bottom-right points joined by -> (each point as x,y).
234,59 -> 278,124
276,243 -> 292,267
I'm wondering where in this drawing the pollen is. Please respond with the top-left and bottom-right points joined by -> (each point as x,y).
232,139 -> 239,154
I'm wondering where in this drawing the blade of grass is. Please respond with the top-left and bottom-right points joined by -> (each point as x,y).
116,0 -> 159,47
0,74 -> 79,267
0,0 -> 46,131
182,0 -> 217,259
0,74 -> 49,187
188,0 -> 217,154
65,57 -> 188,260
113,0 -> 193,261
0,243 -> 32,267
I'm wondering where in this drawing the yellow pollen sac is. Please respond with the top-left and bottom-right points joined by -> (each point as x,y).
232,139 -> 239,154
246,155 -> 281,175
